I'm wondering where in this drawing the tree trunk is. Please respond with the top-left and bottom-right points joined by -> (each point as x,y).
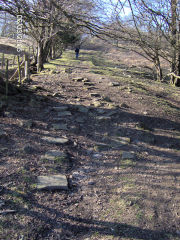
154,57 -> 163,81
37,42 -> 43,72
170,0 -> 178,84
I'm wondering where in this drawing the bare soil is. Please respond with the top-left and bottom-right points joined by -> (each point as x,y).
0,49 -> 180,240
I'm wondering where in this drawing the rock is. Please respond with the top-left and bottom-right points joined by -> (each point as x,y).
136,122 -> 152,131
77,106 -> 89,113
57,111 -> 72,117
52,106 -> 68,111
52,92 -> 61,97
84,82 -> 94,86
72,171 -> 87,180
75,117 -> 86,123
106,110 -> 118,117
41,150 -> 68,162
20,120 -> 34,128
108,82 -> 120,86
42,136 -> 69,145
4,111 -> 13,117
72,77 -> 84,82
107,103 -> 116,109
143,111 -> 148,115
0,210 -> 17,215
23,145 -> 36,154
90,93 -> 101,98
0,200 -> 5,208
88,181 -> 95,185
0,130 -> 6,138
0,147 -> 8,153
30,85 -> 43,91
111,137 -> 131,148
94,143 -> 110,151
51,123 -> 68,130
49,69 -> 56,74
96,108 -> 106,114
92,153 -> 102,158
127,87 -> 132,93
96,116 -> 111,121
122,151 -> 135,159
143,134 -> 155,144
92,101 -> 102,107
52,118 -> 67,122
102,96 -> 112,102
82,78 -> 90,83
37,174 -> 68,190
120,103 -> 129,108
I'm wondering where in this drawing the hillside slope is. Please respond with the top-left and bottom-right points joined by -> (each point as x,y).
0,49 -> 180,240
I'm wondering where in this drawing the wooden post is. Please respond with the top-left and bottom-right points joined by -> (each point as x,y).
1,53 -> 5,69
17,55 -> 21,85
5,59 -> 9,99
12,55 -> 16,67
24,54 -> 30,81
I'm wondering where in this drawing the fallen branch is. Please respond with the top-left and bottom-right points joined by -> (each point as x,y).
167,72 -> 180,79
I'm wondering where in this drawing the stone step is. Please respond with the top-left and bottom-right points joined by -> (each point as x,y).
37,174 -> 68,190
42,136 -> 69,145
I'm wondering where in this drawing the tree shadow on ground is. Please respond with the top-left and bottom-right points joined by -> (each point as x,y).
0,82 -> 179,239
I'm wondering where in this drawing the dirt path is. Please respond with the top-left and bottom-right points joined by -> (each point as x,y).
0,50 -> 180,240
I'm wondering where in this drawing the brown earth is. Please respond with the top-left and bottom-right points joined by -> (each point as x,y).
0,49 -> 180,240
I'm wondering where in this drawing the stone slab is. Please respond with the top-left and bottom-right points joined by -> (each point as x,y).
52,106 -> 69,111
51,123 -> 68,130
57,111 -> 72,117
42,137 -> 69,145
37,174 -> 68,190
122,151 -> 135,159
42,150 -> 67,161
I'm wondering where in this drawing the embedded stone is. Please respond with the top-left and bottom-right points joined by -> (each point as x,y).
94,143 -> 110,151
120,103 -> 129,108
96,116 -> 111,121
37,174 -> 68,190
77,106 -> 89,113
51,123 -> 68,130
52,106 -> 68,111
90,93 -> 101,97
57,111 -> 72,117
42,136 -> 69,144
122,151 -> 135,159
42,150 -> 67,161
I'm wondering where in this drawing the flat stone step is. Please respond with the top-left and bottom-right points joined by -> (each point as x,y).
122,151 -> 135,159
52,106 -> 69,111
94,143 -> 111,151
57,111 -> 72,117
41,150 -> 68,161
96,116 -> 111,121
37,174 -> 68,190
51,123 -> 68,130
42,136 -> 69,145
77,106 -> 89,113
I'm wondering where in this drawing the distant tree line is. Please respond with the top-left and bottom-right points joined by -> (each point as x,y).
0,0 -> 100,72
0,0 -> 180,86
